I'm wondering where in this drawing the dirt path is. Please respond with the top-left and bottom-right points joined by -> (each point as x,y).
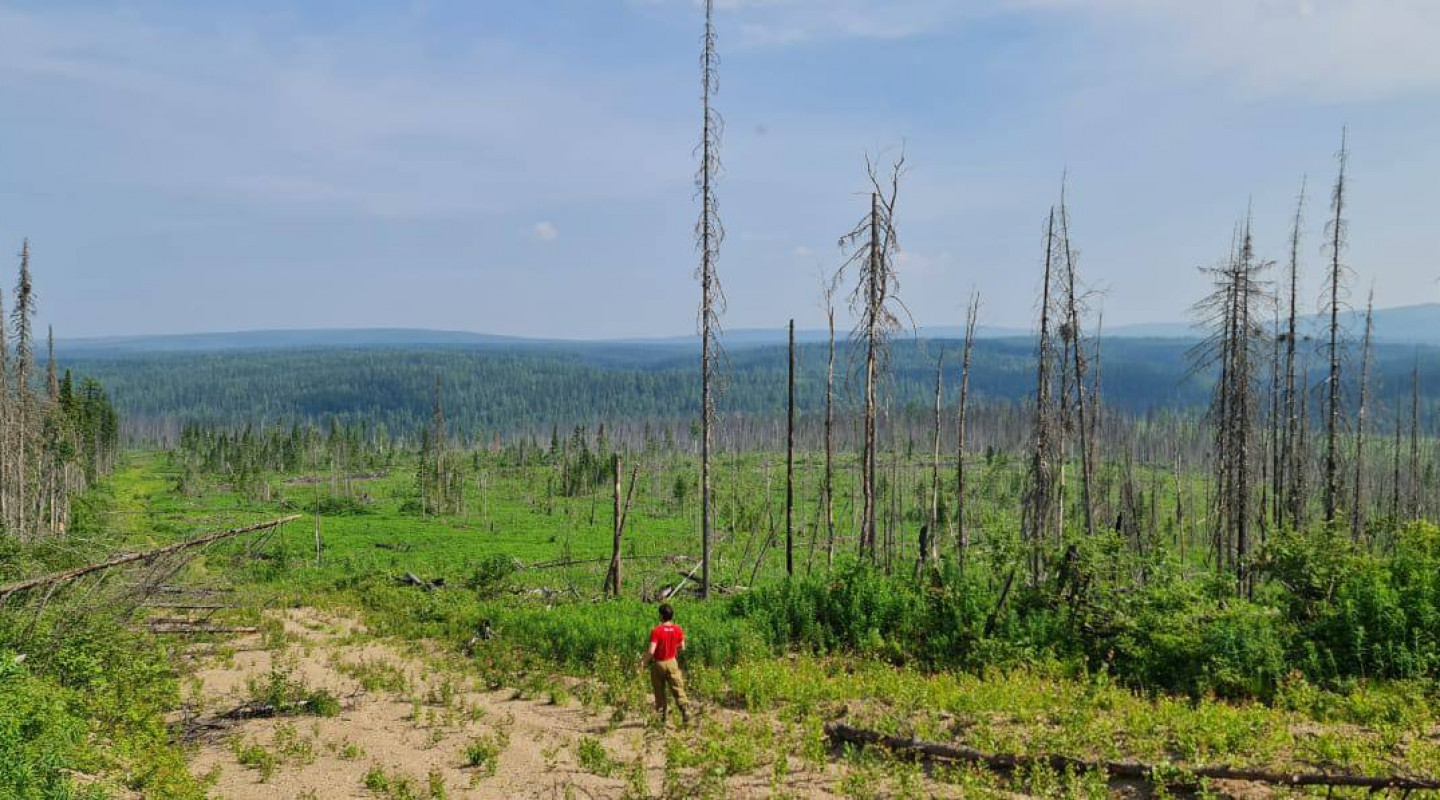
182,608 -> 846,799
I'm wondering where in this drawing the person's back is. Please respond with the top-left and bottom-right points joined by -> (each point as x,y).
650,620 -> 684,661
644,603 -> 689,725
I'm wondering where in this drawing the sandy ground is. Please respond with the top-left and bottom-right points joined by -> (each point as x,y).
180,608 -> 846,799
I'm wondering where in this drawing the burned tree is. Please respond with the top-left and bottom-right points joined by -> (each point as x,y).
1349,290 -> 1373,540
786,319 -> 796,577
925,347 -> 944,570
1281,178 -> 1307,530
1322,130 -> 1350,525
837,155 -> 905,561
821,274 -> 839,568
1192,215 -> 1272,595
1023,209 -> 1060,584
955,290 -> 980,564
1058,187 -> 1096,539
694,0 -> 725,598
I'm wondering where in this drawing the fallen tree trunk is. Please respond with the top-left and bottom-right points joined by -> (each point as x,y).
0,516 -> 300,600
824,723 -> 1440,792
148,625 -> 260,635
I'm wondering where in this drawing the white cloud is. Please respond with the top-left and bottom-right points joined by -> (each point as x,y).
1025,0 -> 1440,103
649,0 -> 1440,102
527,221 -> 561,242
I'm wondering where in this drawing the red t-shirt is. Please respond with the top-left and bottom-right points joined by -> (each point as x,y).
649,622 -> 684,662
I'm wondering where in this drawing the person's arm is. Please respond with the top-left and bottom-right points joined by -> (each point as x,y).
643,640 -> 657,665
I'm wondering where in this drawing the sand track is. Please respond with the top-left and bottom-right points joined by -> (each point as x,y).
182,608 -> 842,799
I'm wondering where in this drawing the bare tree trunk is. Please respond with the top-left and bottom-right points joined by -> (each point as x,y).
696,0 -> 723,598
786,319 -> 795,577
1323,131 -> 1349,524
1410,361 -> 1421,520
840,157 -> 904,562
955,291 -> 979,565
927,348 -> 943,568
1350,291 -> 1373,540
0,284 -> 8,534
1026,209 -> 1059,584
1059,194 -> 1096,538
824,282 -> 837,569
861,192 -> 880,559
1283,179 -> 1307,530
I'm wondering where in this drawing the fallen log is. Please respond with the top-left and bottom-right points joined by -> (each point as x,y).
0,516 -> 300,600
397,572 -> 444,590
824,723 -> 1440,792
148,625 -> 260,635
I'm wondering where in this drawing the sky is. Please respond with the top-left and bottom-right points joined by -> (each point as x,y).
2,0 -> 1440,339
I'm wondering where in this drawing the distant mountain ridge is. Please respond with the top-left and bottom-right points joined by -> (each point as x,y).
58,302 -> 1440,354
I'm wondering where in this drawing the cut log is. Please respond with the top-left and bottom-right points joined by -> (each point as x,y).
824,723 -> 1440,792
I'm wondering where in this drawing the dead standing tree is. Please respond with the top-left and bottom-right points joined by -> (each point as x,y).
1022,209 -> 1060,585
837,155 -> 905,562
786,319 -> 796,577
1281,178 -> 1307,530
925,346 -> 944,571
1192,215 -> 1272,595
694,0 -> 725,598
1322,129 -> 1350,525
1349,290 -> 1374,541
955,291 -> 980,565
820,273 -> 840,568
1058,187 -> 1097,539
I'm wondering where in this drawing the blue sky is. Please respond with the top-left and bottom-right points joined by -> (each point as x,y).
2,0 -> 1439,338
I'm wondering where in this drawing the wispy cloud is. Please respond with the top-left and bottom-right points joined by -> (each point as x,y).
1028,0 -> 1440,103
0,6 -> 689,220
649,0 -> 1440,102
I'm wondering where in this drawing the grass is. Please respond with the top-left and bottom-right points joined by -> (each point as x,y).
463,731 -> 508,776
11,448 -> 1440,797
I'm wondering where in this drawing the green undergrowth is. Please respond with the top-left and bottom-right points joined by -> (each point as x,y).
0,458 -> 207,799
0,609 -> 205,799
328,570 -> 1440,785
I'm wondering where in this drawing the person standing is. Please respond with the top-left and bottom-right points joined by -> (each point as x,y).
643,603 -> 689,725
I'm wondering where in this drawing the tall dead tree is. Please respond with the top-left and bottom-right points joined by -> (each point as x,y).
925,347 -> 944,569
695,0 -> 725,597
0,283 -> 8,533
1349,290 -> 1373,540
955,291 -> 980,564
1409,361 -> 1421,520
1323,130 -> 1349,525
785,319 -> 795,577
1281,179 -> 1307,530
1023,209 -> 1060,583
1193,215 -> 1271,595
837,155 -> 904,561
604,454 -> 639,597
821,275 -> 838,568
1058,187 -> 1096,538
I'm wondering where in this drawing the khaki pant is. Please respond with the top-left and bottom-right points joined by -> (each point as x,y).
649,658 -> 688,717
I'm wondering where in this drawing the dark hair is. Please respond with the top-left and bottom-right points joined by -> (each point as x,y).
658,603 -> 674,622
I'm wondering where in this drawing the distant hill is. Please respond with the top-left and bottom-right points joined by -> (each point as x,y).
61,302 -> 1440,356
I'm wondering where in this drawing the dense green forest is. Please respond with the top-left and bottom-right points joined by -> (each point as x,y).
62,336 -> 1440,438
